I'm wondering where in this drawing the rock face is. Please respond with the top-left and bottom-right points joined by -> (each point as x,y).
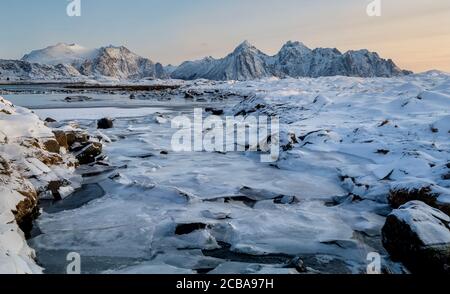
382,201 -> 450,273
171,41 -> 411,80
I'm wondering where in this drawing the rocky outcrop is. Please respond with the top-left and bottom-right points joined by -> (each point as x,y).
382,201 -> 450,274
0,96 -> 96,273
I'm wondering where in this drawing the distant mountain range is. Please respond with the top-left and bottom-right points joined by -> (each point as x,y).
0,41 -> 411,81
172,41 -> 411,80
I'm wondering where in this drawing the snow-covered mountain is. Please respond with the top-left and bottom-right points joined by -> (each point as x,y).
171,57 -> 218,80
172,41 -> 272,80
22,43 -> 96,66
205,41 -> 272,80
172,41 -> 411,80
272,41 -> 313,77
3,41 -> 411,82
20,43 -> 167,80
0,59 -> 82,81
78,46 -> 166,80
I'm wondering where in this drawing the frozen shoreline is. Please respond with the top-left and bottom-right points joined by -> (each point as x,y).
2,72 -> 450,274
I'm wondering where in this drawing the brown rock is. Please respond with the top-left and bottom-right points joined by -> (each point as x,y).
53,130 -> 69,150
0,155 -> 11,175
14,187 -> 39,236
43,139 -> 60,153
66,131 -> 90,149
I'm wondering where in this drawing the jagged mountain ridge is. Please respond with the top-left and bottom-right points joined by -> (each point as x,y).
1,41 -> 412,81
172,41 -> 412,80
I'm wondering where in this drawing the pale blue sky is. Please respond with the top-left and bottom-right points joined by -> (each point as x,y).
1,0 -> 449,71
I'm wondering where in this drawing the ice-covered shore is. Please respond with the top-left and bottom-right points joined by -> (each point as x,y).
0,97 -> 81,273
190,72 -> 450,207
1,71 -> 449,274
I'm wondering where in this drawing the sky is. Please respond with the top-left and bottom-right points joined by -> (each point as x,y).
0,0 -> 449,72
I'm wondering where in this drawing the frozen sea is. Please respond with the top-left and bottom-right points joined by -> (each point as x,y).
7,75 -> 447,274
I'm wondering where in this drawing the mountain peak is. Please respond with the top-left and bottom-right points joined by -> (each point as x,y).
283,40 -> 307,48
233,40 -> 257,53
22,43 -> 94,65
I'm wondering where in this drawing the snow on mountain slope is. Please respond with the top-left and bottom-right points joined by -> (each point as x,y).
342,50 -> 406,77
20,44 -> 167,80
206,41 -> 272,80
79,46 -> 167,80
22,43 -> 97,66
172,41 -> 411,80
171,57 -> 217,80
272,41 -> 313,77
0,59 -> 82,81
172,41 -> 272,81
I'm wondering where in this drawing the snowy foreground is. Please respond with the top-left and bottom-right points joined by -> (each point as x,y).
1,71 -> 449,274
0,97 -> 81,273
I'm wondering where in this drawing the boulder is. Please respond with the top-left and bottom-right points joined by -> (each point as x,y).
64,95 -> 92,102
52,130 -> 69,150
44,117 -> 57,123
382,201 -> 450,273
75,142 -> 102,165
47,180 -> 67,200
97,117 -> 114,129
205,108 -> 224,115
66,131 -> 90,149
43,138 -> 60,153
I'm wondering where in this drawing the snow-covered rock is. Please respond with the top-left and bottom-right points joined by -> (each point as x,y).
382,201 -> 450,273
0,96 -> 81,274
